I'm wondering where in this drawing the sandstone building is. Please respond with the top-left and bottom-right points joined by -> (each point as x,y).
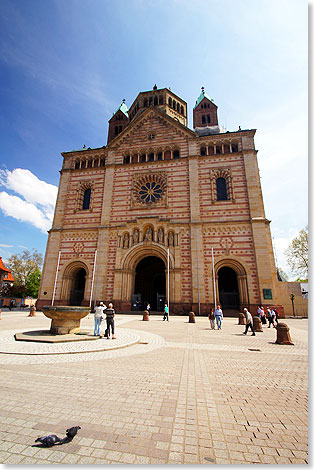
37,86 -> 283,315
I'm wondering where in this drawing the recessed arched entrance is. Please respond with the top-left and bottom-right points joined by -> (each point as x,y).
133,256 -> 166,311
69,268 -> 86,306
218,266 -> 240,309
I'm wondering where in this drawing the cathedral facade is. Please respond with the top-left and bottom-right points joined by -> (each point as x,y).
37,86 -> 282,315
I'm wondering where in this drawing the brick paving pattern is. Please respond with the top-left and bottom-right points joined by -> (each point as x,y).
0,311 -> 308,464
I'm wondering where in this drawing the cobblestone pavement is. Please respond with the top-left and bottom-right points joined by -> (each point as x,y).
0,311 -> 308,464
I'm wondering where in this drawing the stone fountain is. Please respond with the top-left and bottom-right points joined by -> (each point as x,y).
41,306 -> 90,335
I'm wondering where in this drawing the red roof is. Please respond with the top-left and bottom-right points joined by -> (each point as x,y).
3,271 -> 15,282
0,257 -> 10,273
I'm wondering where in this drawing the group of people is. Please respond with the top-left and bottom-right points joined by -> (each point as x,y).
93,302 -> 115,339
257,305 -> 279,328
208,305 -> 223,330
208,304 -> 279,335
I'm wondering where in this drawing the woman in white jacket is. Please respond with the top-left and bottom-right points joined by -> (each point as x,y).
93,302 -> 106,336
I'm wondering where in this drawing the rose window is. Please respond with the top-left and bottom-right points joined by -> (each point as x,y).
139,182 -> 163,203
133,173 -> 167,205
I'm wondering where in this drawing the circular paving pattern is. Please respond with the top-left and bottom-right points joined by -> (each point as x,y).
0,328 -> 165,364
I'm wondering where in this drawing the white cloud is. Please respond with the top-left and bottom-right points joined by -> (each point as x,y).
0,243 -> 13,248
0,169 -> 57,233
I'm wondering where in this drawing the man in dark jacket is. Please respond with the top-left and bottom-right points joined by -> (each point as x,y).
105,303 -> 116,339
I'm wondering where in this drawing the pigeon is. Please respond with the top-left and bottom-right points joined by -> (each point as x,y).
35,434 -> 62,447
35,426 -> 81,447
65,426 -> 81,440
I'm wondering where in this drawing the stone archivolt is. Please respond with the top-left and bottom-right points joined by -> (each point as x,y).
210,168 -> 234,202
74,180 -> 94,212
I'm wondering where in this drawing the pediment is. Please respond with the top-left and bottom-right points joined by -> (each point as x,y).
107,107 -> 195,151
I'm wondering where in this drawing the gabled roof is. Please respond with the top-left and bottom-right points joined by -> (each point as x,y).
113,101 -> 129,118
107,105 -> 196,147
194,88 -> 215,109
3,271 -> 15,282
0,257 -> 10,273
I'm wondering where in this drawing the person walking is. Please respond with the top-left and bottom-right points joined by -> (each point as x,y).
105,302 -> 116,339
93,302 -> 106,336
163,303 -> 169,321
267,308 -> 275,328
208,308 -> 215,329
243,308 -> 256,336
259,306 -> 267,325
273,307 -> 279,326
214,304 -> 223,330
146,303 -> 151,315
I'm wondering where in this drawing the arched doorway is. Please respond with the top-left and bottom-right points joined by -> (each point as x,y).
133,256 -> 166,311
69,268 -> 86,306
218,266 -> 240,309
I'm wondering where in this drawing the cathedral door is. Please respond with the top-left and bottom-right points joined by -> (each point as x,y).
69,268 -> 86,306
218,266 -> 240,310
133,256 -> 166,311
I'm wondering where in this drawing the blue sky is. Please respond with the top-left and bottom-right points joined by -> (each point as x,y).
0,0 -> 308,279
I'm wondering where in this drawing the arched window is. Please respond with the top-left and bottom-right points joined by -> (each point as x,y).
202,115 -> 206,124
148,153 -> 154,161
159,96 -> 163,105
200,147 -> 206,156
168,97 -> 172,107
141,154 -> 146,162
87,160 -> 92,168
180,105 -> 184,115
173,99 -> 176,109
177,102 -> 180,111
82,188 -> 91,210
157,152 -> 163,161
173,150 -> 180,159
232,143 -> 238,152
75,161 -> 80,169
124,155 -> 130,164
216,178 -> 228,201
154,97 -> 158,105
207,115 -> 211,123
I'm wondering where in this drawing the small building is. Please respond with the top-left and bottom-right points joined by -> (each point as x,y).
0,257 -> 14,288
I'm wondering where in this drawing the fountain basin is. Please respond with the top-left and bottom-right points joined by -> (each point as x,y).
41,306 -> 90,335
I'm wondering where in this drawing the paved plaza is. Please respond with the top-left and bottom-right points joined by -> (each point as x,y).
0,310 -> 308,464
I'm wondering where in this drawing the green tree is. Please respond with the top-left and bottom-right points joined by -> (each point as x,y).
25,267 -> 41,297
285,226 -> 308,278
6,250 -> 43,297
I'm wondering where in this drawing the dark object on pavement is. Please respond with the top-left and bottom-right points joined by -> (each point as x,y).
35,426 -> 81,447
35,434 -> 62,447
65,426 -> 81,440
